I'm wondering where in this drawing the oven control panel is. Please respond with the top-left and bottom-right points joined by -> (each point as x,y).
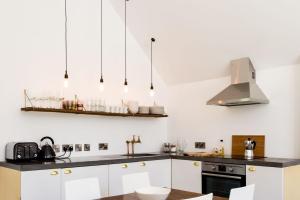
202,162 -> 246,175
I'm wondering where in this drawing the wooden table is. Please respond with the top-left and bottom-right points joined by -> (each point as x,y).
101,189 -> 228,200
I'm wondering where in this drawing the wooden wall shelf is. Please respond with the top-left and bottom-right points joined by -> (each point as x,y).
21,107 -> 168,118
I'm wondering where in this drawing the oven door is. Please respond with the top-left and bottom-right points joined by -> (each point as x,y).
202,172 -> 246,198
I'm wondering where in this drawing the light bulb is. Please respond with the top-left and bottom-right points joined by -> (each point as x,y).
64,71 -> 69,88
99,82 -> 104,92
123,85 -> 129,93
64,78 -> 69,88
149,89 -> 155,97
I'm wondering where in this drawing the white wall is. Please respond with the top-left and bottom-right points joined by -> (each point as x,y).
168,65 -> 300,158
0,0 -> 168,160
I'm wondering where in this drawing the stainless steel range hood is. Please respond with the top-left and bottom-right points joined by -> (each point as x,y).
207,57 -> 269,106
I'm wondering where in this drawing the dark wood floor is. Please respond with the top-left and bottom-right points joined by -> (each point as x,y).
101,189 -> 228,200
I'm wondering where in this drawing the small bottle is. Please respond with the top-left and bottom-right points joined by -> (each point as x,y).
219,139 -> 225,156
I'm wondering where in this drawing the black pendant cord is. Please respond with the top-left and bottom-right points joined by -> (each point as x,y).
100,0 -> 103,83
64,0 -> 68,78
124,0 -> 128,85
150,38 -> 155,89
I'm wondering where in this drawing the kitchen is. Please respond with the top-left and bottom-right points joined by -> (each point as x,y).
0,0 -> 300,200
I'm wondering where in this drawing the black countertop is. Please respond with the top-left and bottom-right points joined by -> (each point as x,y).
0,153 -> 299,171
0,154 -> 170,171
173,155 -> 300,168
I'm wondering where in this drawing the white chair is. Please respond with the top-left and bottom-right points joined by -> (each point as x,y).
122,172 -> 151,194
229,184 -> 255,200
65,177 -> 101,200
184,193 -> 213,200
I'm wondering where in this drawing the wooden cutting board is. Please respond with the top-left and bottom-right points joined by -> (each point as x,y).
232,135 -> 265,157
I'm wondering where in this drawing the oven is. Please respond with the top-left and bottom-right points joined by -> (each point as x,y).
202,162 -> 246,198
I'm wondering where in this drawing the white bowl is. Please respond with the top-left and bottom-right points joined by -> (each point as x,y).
128,101 -> 139,114
136,187 -> 171,200
149,106 -> 165,115
139,106 -> 150,114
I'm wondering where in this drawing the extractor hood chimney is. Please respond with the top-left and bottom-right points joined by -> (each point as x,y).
207,57 -> 269,106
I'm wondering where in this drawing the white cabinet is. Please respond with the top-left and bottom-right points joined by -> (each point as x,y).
20,159 -> 172,199
109,159 -> 171,196
246,165 -> 284,200
109,162 -> 140,196
61,165 -> 109,199
147,159 -> 171,188
21,169 -> 61,200
172,159 -> 202,193
21,166 -> 109,200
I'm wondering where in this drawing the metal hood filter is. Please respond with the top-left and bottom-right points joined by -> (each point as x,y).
207,57 -> 269,106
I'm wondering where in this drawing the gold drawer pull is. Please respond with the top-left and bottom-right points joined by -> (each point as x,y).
193,162 -> 200,167
140,162 -> 146,167
248,166 -> 256,172
50,170 -> 59,176
122,164 -> 128,169
64,169 -> 72,174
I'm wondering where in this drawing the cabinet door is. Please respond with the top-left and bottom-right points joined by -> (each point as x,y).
246,165 -> 284,200
145,160 -> 171,188
109,162 -> 140,196
109,160 -> 171,196
21,169 -> 61,200
61,165 -> 109,199
172,159 -> 202,193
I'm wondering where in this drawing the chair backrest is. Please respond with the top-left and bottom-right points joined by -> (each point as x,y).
229,184 -> 255,200
184,193 -> 213,200
65,177 -> 101,200
122,172 -> 151,194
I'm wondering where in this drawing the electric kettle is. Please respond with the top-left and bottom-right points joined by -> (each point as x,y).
244,138 -> 256,159
39,136 -> 56,161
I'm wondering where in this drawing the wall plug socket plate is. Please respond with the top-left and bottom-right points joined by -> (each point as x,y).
62,144 -> 73,152
84,144 -> 90,151
53,144 -> 60,153
75,144 -> 83,152
99,143 -> 108,150
195,142 -> 206,149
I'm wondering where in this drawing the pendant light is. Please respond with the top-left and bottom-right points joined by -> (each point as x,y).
123,0 -> 129,93
149,38 -> 156,97
99,0 -> 104,92
63,0 -> 69,88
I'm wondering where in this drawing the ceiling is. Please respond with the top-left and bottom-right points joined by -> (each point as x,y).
111,0 -> 300,85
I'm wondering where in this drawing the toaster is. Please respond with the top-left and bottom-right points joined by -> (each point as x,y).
5,142 -> 39,161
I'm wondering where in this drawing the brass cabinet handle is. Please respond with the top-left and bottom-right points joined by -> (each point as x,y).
193,162 -> 200,167
248,166 -> 256,172
50,170 -> 59,176
140,162 -> 146,167
64,169 -> 72,174
122,164 -> 128,169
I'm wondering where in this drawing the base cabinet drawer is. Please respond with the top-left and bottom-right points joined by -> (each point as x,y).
172,159 -> 202,193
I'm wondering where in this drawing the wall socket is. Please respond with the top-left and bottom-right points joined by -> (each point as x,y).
62,144 -> 74,152
195,142 -> 206,149
84,144 -> 90,151
53,144 -> 60,153
75,144 -> 83,152
99,143 -> 108,150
